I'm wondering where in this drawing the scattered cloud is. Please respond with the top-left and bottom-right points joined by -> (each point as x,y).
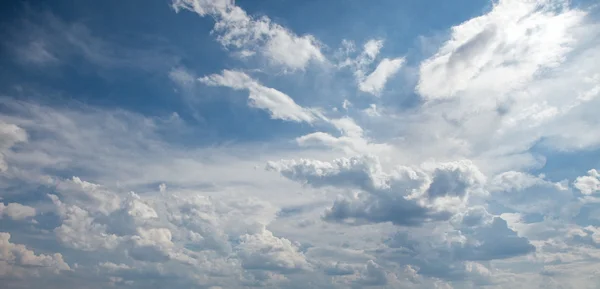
172,0 -> 324,71
0,202 -> 36,220
3,0 -> 600,288
358,58 -> 405,96
200,70 -> 321,123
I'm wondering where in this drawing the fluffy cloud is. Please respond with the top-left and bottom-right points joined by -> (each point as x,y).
3,0 -> 600,288
172,0 -> 324,70
574,169 -> 600,195
235,225 -> 310,273
0,202 -> 36,220
0,232 -> 70,277
268,155 -> 486,226
200,70 -> 320,123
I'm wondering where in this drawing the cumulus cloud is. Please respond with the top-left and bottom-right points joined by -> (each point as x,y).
172,0 -> 324,70
267,155 -> 485,226
0,202 -> 36,220
355,260 -> 390,286
0,232 -> 70,277
3,0 -> 600,288
235,225 -> 310,273
451,207 -> 535,261
574,169 -> 600,195
200,70 -> 320,123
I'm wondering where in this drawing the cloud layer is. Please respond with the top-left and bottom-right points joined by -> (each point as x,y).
2,0 -> 600,288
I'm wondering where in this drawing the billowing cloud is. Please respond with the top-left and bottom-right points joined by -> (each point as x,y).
235,225 -> 310,272
3,0 -> 600,288
574,169 -> 600,195
267,155 -> 486,226
0,232 -> 70,277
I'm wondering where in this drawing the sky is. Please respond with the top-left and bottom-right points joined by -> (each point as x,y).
1,0 -> 600,288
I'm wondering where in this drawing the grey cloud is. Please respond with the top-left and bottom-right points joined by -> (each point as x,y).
323,261 -> 356,276
268,156 -> 485,226
355,260 -> 389,287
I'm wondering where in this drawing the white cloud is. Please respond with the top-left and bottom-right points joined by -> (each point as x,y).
0,232 -> 70,277
0,121 -> 27,172
235,225 -> 310,272
417,0 -> 585,100
172,0 -> 324,70
337,39 -> 404,96
296,117 -> 391,155
574,169 -> 600,195
200,70 -> 320,123
50,194 -> 122,251
358,57 -> 405,96
4,0 -> 600,288
0,203 -> 36,220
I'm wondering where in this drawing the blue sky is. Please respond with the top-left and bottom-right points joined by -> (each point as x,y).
1,0 -> 600,288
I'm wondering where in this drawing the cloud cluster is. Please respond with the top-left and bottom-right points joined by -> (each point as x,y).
268,155 -> 486,226
3,0 -> 600,288
0,232 -> 70,278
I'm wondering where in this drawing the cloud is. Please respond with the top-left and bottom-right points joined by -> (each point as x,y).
0,121 -> 27,172
355,260 -> 390,286
488,171 -> 572,216
267,155 -> 485,226
0,232 -> 70,277
574,169 -> 600,195
172,0 -> 324,70
337,39 -> 404,95
295,117 -> 391,155
417,0 -> 585,100
358,58 -> 405,96
0,202 -> 36,220
235,225 -> 310,273
451,207 -> 535,261
200,70 -> 321,123
323,261 -> 356,276
3,0 -> 600,288
50,194 -> 122,251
